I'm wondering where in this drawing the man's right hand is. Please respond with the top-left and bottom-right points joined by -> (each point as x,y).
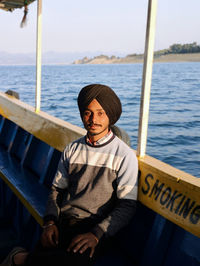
41,223 -> 59,247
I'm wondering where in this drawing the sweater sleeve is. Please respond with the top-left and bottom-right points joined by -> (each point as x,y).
43,185 -> 65,224
91,198 -> 137,239
43,149 -> 69,224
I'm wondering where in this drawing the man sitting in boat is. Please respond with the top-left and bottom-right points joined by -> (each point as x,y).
1,84 -> 138,266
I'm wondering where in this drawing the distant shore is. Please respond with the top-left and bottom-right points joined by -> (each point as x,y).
73,53 -> 200,65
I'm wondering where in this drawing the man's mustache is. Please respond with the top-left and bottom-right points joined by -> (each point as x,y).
87,123 -> 102,127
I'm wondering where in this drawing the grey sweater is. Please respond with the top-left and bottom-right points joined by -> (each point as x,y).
44,133 -> 138,239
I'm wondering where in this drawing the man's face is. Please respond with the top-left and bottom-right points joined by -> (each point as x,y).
83,99 -> 110,141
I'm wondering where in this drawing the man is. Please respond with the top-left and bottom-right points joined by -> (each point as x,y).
1,84 -> 138,266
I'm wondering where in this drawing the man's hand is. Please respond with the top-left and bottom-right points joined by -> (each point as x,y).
41,224 -> 59,248
67,232 -> 99,258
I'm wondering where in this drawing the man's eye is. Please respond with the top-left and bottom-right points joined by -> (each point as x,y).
98,112 -> 104,116
84,111 -> 91,116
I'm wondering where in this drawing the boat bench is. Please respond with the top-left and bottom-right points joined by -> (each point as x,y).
0,116 -> 61,226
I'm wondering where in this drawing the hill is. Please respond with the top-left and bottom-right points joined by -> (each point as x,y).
73,53 -> 200,64
73,42 -> 200,64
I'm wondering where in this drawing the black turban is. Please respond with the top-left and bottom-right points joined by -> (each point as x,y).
77,84 -> 122,125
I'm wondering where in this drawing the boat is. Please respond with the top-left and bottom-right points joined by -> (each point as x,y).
0,1 -> 200,265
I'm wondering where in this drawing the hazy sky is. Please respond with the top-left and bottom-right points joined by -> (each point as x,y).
0,0 -> 200,55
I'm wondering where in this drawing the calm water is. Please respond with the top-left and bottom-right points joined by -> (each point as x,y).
0,63 -> 200,177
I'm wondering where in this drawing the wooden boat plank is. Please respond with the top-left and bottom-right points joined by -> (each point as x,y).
0,92 -> 86,152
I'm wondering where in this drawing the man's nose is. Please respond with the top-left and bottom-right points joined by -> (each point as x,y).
89,113 -> 96,123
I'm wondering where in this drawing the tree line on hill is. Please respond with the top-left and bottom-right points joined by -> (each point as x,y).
154,42 -> 200,56
127,42 -> 200,58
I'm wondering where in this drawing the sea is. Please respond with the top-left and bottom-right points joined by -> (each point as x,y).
0,62 -> 199,178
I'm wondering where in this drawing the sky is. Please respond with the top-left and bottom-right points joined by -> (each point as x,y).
0,0 -> 200,55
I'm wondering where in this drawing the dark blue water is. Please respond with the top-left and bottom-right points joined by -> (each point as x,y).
0,63 -> 199,177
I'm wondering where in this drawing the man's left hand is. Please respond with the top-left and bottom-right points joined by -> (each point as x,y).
67,232 -> 99,258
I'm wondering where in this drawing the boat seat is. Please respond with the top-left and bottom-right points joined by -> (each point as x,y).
0,117 -> 61,229
0,149 -> 50,221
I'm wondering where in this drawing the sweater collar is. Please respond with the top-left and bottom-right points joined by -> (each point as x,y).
86,130 -> 113,146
